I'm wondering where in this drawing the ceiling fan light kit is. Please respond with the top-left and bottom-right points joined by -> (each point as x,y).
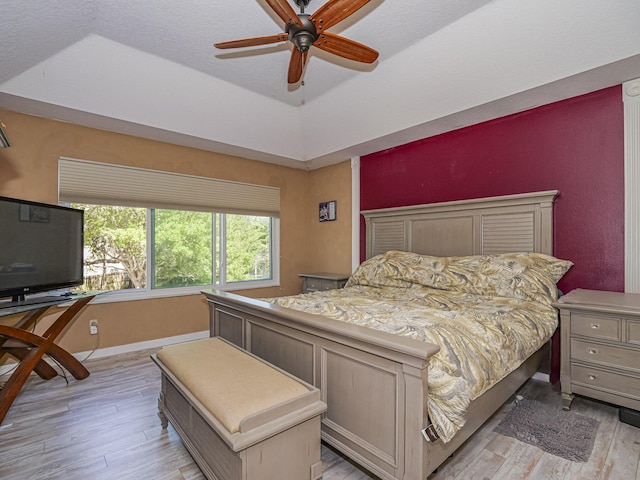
214,0 -> 378,84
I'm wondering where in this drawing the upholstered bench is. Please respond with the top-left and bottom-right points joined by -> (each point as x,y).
152,337 -> 326,480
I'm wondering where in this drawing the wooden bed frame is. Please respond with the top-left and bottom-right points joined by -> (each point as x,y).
203,190 -> 560,479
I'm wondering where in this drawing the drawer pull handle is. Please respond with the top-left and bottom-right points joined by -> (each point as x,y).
588,348 -> 599,355
587,374 -> 598,381
590,324 -> 600,330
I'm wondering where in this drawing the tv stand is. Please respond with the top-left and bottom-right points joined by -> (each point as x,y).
0,294 -> 95,424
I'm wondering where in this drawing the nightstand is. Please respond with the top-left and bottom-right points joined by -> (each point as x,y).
554,289 -> 640,411
299,273 -> 350,293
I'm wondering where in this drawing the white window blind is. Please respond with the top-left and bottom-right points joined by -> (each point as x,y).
58,158 -> 280,216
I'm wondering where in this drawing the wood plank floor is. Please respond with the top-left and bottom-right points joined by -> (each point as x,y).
1,348 -> 638,479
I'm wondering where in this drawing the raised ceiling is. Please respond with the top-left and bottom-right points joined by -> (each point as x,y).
1,0 -> 640,169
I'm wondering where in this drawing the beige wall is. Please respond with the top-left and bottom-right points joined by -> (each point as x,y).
0,109 -> 352,353
306,161 -> 352,275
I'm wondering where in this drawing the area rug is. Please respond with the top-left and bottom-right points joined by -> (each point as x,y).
494,399 -> 600,462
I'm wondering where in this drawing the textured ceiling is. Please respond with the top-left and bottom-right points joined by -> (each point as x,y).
1,0 -> 640,169
2,0 -> 492,106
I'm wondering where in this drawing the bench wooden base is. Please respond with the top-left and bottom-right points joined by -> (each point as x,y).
152,338 -> 326,480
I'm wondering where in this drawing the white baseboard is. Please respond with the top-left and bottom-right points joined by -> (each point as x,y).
74,330 -> 210,360
0,330 -> 209,376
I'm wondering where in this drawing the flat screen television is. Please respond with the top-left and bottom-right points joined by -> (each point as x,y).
0,196 -> 84,307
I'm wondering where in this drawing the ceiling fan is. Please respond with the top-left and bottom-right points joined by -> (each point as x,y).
214,0 -> 378,84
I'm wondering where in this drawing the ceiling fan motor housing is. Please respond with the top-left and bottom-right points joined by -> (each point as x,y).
286,14 -> 318,52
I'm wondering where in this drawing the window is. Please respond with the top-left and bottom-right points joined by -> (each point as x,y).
151,209 -> 213,289
59,158 -> 280,298
75,204 -> 276,294
80,204 -> 147,291
222,214 -> 272,283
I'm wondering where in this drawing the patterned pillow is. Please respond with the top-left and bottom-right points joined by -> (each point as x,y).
347,250 -> 573,303
346,251 -> 414,288
424,252 -> 573,303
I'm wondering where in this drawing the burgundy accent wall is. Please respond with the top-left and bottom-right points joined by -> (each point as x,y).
361,86 -> 625,294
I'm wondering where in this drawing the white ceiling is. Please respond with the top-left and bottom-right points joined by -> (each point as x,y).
1,0 -> 640,169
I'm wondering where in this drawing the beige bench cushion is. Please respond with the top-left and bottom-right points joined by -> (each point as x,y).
157,338 -> 308,434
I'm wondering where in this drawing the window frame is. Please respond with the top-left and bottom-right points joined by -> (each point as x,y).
76,206 -> 280,304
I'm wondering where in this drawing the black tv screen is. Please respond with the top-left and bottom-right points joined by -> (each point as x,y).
0,196 -> 84,304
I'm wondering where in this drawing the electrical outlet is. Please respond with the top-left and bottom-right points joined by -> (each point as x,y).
89,319 -> 99,335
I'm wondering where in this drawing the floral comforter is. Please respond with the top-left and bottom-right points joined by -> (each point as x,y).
266,251 -> 573,443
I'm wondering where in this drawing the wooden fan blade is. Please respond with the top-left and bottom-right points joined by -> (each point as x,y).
313,31 -> 378,63
287,49 -> 308,84
214,33 -> 288,49
309,0 -> 370,31
265,0 -> 302,26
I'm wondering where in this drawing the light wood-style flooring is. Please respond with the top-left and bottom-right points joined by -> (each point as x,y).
1,348 -> 638,479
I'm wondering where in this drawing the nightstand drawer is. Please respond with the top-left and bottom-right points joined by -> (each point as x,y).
300,273 -> 350,294
570,313 -> 621,341
305,278 -> 342,292
305,278 -> 324,292
571,339 -> 639,372
571,364 -> 640,400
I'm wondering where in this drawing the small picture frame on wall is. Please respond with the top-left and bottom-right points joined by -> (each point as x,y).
319,200 -> 337,222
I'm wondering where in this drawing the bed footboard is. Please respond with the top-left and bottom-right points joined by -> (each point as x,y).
204,290 -> 441,479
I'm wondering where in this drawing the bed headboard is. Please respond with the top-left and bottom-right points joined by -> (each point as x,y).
362,190 -> 559,259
